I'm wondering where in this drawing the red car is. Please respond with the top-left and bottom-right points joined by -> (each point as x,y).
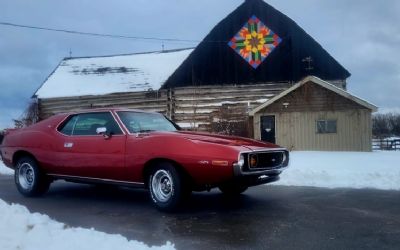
1,109 -> 289,211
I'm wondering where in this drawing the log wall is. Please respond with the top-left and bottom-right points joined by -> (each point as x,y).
38,83 -> 292,133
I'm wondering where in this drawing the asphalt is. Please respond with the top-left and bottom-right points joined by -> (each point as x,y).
1,175 -> 400,250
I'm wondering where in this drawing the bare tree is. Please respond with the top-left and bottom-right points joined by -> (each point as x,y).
372,113 -> 400,138
13,99 -> 39,128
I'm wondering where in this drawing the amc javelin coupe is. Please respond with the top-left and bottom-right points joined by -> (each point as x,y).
1,109 -> 289,211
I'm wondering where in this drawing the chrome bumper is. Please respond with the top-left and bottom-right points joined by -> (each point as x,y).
233,164 -> 288,177
233,149 -> 289,177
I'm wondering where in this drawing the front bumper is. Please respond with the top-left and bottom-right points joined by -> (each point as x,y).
233,164 -> 288,177
231,149 -> 289,186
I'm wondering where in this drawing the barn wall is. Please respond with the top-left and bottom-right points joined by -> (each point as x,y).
38,83 -> 291,134
254,109 -> 372,151
171,83 -> 290,128
252,81 -> 373,152
38,90 -> 169,120
261,82 -> 366,113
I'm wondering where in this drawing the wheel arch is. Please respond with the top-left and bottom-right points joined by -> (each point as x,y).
142,158 -> 193,189
12,150 -> 38,167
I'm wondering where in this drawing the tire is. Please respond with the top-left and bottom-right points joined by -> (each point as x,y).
219,183 -> 248,196
14,156 -> 50,197
148,163 -> 185,212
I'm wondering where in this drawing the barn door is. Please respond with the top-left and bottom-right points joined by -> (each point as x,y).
261,115 -> 276,144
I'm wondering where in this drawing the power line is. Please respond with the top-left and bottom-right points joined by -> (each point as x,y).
0,21 -> 212,44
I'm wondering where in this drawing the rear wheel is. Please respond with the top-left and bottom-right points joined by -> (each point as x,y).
219,183 -> 248,195
148,163 -> 186,211
15,157 -> 50,197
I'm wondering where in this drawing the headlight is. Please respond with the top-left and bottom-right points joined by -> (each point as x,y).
236,154 -> 245,167
249,154 -> 258,168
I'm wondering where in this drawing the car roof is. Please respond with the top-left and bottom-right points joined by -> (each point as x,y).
63,108 -> 158,116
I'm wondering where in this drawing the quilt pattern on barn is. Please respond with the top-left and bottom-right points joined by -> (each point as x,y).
228,15 -> 282,69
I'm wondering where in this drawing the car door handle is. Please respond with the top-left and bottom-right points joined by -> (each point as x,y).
64,142 -> 74,148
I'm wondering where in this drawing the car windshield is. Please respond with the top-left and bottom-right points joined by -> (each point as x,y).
117,111 -> 178,133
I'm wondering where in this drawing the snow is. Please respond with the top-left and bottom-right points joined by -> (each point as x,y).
35,49 -> 193,98
0,199 -> 174,250
1,151 -> 399,249
0,161 -> 13,175
274,151 -> 400,190
177,122 -> 209,128
3,151 -> 400,190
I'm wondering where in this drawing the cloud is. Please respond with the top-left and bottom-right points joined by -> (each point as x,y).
0,0 -> 399,129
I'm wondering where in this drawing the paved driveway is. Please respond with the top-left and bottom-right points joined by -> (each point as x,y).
1,175 -> 399,250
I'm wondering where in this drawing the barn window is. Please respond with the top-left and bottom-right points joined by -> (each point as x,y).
316,120 -> 337,134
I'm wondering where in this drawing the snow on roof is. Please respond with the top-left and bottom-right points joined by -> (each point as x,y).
34,48 -> 194,99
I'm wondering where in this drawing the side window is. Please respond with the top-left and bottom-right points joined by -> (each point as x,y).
316,120 -> 337,134
58,113 -> 122,136
58,115 -> 78,136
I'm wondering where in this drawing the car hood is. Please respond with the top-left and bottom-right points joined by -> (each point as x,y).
163,131 -> 281,151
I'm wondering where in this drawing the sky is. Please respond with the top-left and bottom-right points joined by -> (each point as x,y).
0,0 -> 399,129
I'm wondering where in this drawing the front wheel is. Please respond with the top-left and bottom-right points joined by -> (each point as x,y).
15,157 -> 50,197
148,163 -> 185,212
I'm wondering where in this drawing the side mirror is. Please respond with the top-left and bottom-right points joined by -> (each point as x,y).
96,127 -> 110,139
96,127 -> 107,135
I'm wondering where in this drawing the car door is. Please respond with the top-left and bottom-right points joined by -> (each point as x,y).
55,112 -> 127,181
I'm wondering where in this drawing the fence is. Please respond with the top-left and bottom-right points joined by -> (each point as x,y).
372,138 -> 400,151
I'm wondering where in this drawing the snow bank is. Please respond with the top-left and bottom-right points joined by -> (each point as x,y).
3,151 -> 400,190
274,151 -> 400,190
0,199 -> 174,250
0,161 -> 13,175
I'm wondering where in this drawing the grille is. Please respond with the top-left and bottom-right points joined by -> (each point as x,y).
248,151 -> 285,169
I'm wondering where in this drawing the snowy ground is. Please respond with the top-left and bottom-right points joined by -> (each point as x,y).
0,164 -> 175,250
0,199 -> 174,250
0,161 -> 13,175
273,151 -> 400,190
1,151 -> 400,250
1,151 -> 400,190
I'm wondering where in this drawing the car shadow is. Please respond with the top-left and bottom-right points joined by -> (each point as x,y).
45,180 -> 286,214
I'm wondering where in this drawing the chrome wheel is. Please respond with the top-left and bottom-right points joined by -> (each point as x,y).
151,169 -> 173,203
18,163 -> 35,190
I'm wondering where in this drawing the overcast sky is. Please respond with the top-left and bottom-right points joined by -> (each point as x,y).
0,0 -> 399,129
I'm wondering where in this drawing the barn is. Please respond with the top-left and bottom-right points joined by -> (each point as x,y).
32,0 -> 376,151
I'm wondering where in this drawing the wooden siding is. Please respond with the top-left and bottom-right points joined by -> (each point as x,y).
253,82 -> 373,151
38,91 -> 169,120
171,83 -> 290,128
38,83 -> 291,132
162,0 -> 350,89
254,110 -> 372,151
262,82 -> 367,113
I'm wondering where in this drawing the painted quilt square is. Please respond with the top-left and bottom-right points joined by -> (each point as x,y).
228,15 -> 282,69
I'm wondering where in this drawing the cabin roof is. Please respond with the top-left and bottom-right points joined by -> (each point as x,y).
34,48 -> 194,98
249,76 -> 378,115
